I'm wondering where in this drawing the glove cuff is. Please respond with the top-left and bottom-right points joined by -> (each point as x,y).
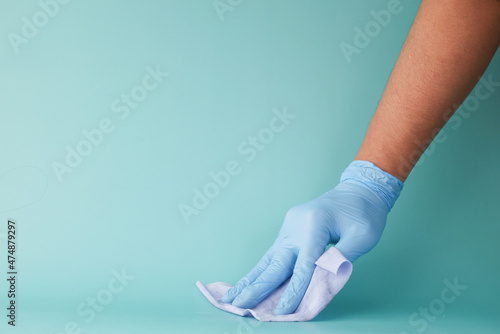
340,160 -> 404,211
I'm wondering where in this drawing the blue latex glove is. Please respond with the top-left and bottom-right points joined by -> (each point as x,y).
221,160 -> 403,315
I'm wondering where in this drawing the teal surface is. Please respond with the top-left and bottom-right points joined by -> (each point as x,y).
1,1 -> 499,333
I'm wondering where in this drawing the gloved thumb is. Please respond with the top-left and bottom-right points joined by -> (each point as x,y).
334,237 -> 365,263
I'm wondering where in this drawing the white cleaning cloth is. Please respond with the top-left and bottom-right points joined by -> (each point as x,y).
196,247 -> 353,322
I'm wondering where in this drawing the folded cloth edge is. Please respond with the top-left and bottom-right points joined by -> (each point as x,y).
315,246 -> 352,274
196,246 -> 353,322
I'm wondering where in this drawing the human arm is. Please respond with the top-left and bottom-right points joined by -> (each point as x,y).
222,0 -> 500,316
356,0 -> 500,181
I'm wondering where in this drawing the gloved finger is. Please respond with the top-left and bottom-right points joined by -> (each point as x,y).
274,251 -> 318,315
231,248 -> 297,309
221,247 -> 276,303
334,234 -> 364,262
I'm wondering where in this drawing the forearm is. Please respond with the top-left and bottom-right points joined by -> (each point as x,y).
355,0 -> 500,182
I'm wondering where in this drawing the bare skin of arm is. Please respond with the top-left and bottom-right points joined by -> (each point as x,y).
220,1 -> 500,315
355,0 -> 500,182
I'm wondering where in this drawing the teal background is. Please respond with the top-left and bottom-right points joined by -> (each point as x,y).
1,0 -> 499,333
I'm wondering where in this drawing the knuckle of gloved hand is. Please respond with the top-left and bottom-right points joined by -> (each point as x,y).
285,206 -> 302,220
300,208 -> 330,234
287,204 -> 322,223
